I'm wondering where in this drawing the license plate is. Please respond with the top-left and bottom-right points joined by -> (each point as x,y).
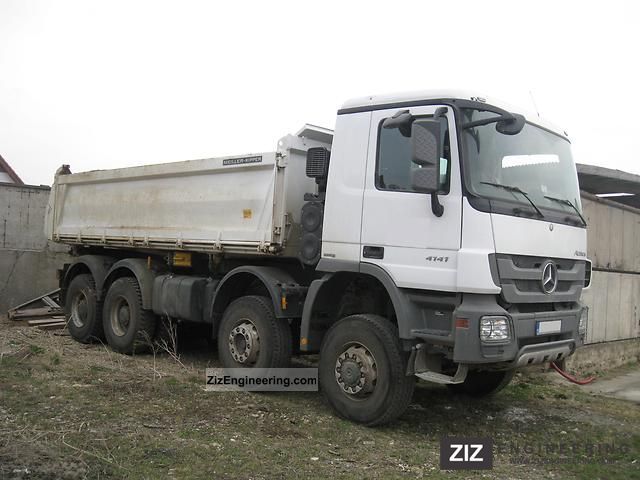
536,320 -> 562,335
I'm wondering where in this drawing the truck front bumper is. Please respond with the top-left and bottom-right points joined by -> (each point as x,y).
510,339 -> 575,367
450,294 -> 584,366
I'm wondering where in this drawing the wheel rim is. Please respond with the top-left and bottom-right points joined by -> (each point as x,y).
70,291 -> 89,328
228,319 -> 260,365
335,342 -> 378,398
110,296 -> 131,337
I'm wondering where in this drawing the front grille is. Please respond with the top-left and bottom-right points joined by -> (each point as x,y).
514,279 -> 573,293
510,255 -> 576,271
495,254 -> 585,304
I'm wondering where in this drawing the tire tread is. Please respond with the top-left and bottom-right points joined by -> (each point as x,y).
65,273 -> 104,343
103,276 -> 156,354
320,313 -> 415,426
218,295 -> 292,369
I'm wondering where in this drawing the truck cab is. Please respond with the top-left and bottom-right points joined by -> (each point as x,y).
299,91 -> 589,421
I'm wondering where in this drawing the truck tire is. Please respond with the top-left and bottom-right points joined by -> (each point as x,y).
447,369 -> 515,397
217,295 -> 292,369
102,277 -> 157,354
319,314 -> 415,426
65,274 -> 104,343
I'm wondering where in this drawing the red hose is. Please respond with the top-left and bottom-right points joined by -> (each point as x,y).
550,361 -> 596,385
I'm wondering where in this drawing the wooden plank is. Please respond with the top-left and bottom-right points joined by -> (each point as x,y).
28,318 -> 67,326
7,288 -> 61,312
10,307 -> 62,320
36,322 -> 66,331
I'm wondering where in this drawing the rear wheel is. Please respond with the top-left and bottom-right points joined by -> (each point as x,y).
319,314 -> 415,426
217,295 -> 292,369
65,274 -> 103,343
447,369 -> 515,397
103,277 -> 157,354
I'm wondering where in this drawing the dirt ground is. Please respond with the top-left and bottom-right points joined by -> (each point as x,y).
0,316 -> 638,480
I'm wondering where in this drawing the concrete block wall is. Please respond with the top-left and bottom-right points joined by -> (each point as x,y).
580,193 -> 640,344
0,183 -> 70,312
567,337 -> 640,372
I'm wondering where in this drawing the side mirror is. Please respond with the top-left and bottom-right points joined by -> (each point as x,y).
496,113 -> 525,135
410,119 -> 441,193
306,147 -> 330,179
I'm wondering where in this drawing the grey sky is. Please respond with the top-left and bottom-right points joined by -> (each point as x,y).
1,0 -> 638,186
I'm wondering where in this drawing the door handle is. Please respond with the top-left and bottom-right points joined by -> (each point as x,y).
363,246 -> 384,259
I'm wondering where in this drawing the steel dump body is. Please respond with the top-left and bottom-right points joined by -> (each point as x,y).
45,126 -> 332,256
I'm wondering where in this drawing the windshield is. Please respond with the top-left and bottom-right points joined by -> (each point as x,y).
462,109 -> 582,220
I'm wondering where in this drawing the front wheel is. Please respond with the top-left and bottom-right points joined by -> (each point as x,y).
447,369 -> 515,397
319,314 -> 415,426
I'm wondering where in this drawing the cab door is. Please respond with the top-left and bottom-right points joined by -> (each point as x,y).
360,105 -> 462,291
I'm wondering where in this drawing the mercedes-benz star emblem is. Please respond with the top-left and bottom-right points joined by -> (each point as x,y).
541,261 -> 558,294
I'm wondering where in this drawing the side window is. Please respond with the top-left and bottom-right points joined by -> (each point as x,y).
376,115 -> 451,193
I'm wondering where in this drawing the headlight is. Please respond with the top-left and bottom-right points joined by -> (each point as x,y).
480,316 -> 511,342
579,307 -> 588,335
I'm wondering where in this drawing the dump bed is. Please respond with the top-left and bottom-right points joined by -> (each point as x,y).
45,125 -> 333,257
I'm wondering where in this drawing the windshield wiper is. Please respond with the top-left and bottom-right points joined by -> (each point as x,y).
544,195 -> 587,226
480,181 -> 544,218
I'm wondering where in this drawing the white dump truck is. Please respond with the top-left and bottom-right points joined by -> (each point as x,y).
46,90 -> 590,425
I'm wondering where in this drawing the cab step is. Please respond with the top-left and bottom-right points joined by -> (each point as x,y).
415,363 -> 468,385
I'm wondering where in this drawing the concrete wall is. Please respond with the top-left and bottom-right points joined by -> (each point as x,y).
580,192 -> 640,344
567,337 -> 640,372
0,183 -> 70,312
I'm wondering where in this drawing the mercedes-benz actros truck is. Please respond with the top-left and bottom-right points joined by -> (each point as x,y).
45,90 -> 591,425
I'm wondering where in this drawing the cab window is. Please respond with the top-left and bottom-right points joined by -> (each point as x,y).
376,115 -> 450,193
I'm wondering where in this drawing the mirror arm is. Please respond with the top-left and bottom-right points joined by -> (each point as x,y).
434,106 -> 448,119
461,113 -> 512,129
431,193 -> 444,217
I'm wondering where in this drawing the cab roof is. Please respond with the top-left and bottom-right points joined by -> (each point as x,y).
339,89 -> 569,140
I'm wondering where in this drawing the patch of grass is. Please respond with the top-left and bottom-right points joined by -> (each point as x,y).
89,364 -> 109,373
29,344 -> 45,355
0,355 -> 18,368
0,319 -> 638,479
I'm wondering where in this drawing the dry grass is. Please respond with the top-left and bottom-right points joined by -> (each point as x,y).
0,316 -> 638,479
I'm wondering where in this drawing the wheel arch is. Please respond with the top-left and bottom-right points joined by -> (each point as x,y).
103,258 -> 157,310
300,263 -> 407,352
61,255 -> 116,304
209,266 -> 300,335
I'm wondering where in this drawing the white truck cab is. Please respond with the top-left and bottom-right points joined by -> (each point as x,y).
322,91 -> 585,288
49,90 -> 590,426
300,91 -> 589,419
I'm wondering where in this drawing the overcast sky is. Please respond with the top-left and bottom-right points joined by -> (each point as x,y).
1,0 -> 639,186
